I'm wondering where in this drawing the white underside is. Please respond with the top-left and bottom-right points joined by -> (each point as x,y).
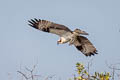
58,33 -> 77,44
58,37 -> 69,44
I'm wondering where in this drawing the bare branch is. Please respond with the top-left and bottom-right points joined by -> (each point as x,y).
17,62 -> 41,80
17,71 -> 28,80
106,61 -> 120,70
44,75 -> 55,80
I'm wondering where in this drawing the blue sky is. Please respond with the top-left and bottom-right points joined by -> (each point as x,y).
0,0 -> 120,80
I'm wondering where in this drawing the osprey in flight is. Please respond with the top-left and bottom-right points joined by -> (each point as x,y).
28,19 -> 97,56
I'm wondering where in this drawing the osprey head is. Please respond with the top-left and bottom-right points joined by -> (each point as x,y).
57,37 -> 68,45
57,39 -> 61,45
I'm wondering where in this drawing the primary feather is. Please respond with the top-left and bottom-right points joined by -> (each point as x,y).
74,36 -> 98,56
28,19 -> 72,36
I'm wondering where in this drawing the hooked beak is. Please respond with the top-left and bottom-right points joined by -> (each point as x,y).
57,41 -> 59,45
57,39 -> 62,45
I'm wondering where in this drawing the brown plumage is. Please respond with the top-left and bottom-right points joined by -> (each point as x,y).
28,19 -> 71,36
28,18 -> 98,56
74,36 -> 97,56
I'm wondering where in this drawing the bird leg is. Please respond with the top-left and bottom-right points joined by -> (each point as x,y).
69,38 -> 75,46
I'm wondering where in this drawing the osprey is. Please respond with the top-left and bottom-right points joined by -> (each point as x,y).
28,19 -> 97,56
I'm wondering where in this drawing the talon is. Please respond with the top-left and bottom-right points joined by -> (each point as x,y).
69,39 -> 75,46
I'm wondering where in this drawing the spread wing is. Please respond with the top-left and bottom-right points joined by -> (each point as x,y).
74,36 -> 97,56
28,18 -> 72,36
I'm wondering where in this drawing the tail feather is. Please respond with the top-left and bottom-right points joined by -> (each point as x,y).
74,29 -> 89,35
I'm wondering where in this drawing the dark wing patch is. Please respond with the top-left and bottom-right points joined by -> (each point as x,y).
74,36 -> 98,56
28,19 -> 40,29
28,18 -> 72,36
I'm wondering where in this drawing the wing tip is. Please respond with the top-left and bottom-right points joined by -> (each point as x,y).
75,46 -> 98,57
28,18 -> 51,33
85,50 -> 98,57
28,18 -> 40,29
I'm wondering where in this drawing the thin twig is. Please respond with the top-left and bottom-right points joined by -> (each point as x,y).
17,71 -> 28,80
